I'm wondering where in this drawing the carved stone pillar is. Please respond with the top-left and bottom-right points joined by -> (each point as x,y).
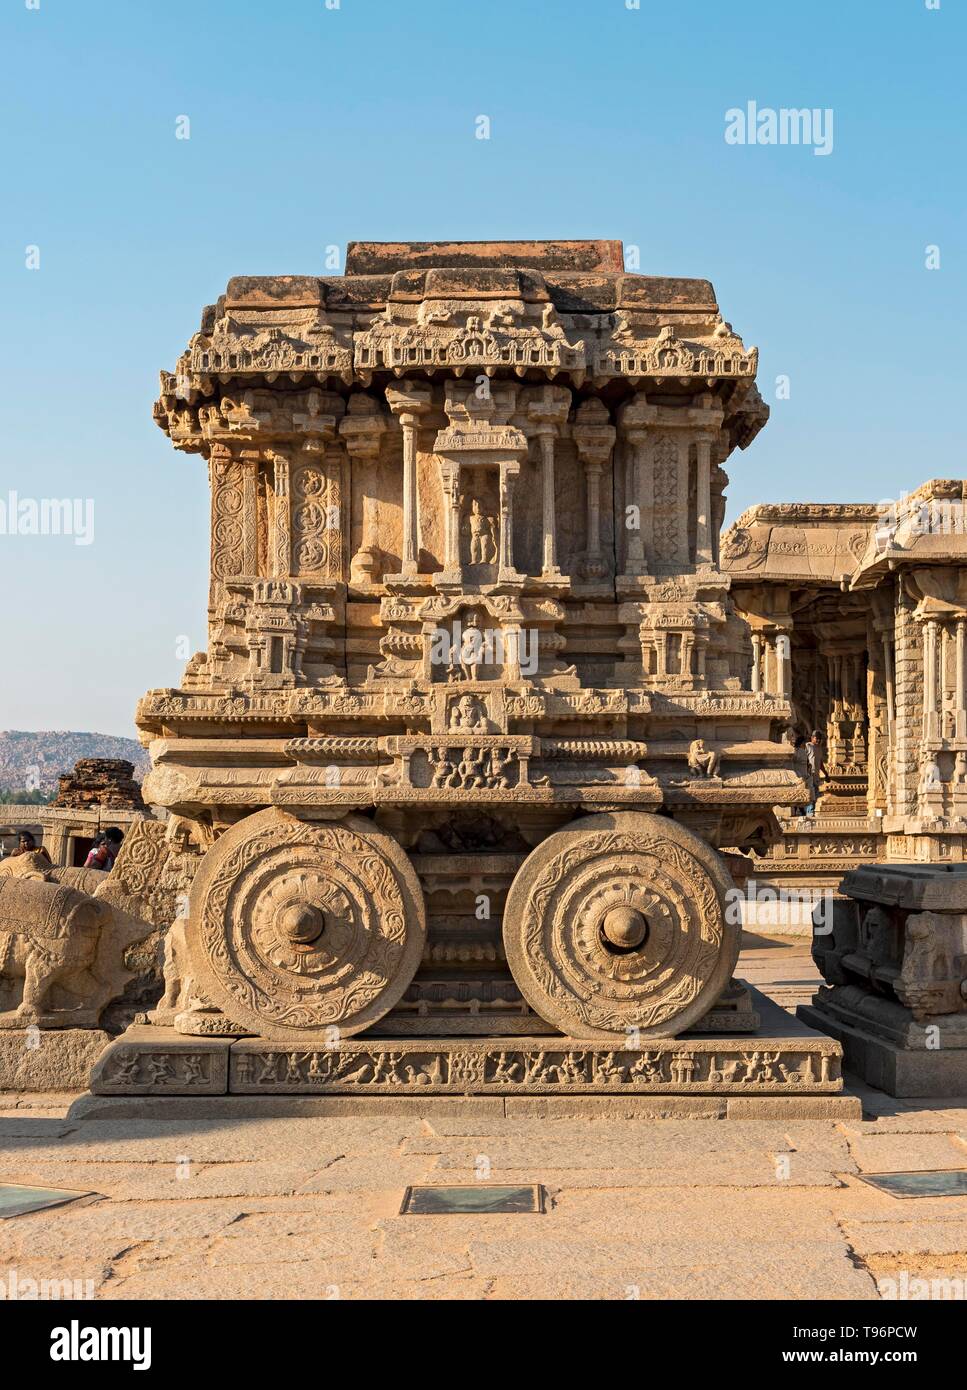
208,442 -> 250,618
240,450 -> 260,577
340,394 -> 388,588
710,459 -> 728,569
537,433 -> 560,576
616,395 -> 654,575
675,435 -> 690,564
584,462 -> 603,571
775,629 -> 790,698
923,619 -> 939,739
524,384 -> 570,579
750,632 -> 762,693
270,451 -> 291,579
695,435 -> 714,568
498,462 -> 520,579
940,624 -> 952,737
572,398 -> 615,581
439,460 -> 461,574
385,380 -> 432,578
655,631 -> 668,676
882,631 -> 896,739
625,431 -> 649,573
956,618 -> 966,739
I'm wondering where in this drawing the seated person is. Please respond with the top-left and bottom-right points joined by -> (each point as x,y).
12,831 -> 51,863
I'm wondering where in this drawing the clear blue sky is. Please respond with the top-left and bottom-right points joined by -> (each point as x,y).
0,0 -> 963,737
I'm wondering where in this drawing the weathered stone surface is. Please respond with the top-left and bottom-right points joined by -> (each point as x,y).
52,758 -> 145,812
0,876 -> 120,1029
0,818 -> 202,1038
5,1070 -> 965,1300
842,1131 -> 967,1173
0,1028 -> 110,1090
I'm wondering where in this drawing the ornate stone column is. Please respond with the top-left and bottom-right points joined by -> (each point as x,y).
616,394 -> 655,575
270,451 -> 291,579
923,619 -> 939,739
340,394 -> 388,588
625,431 -> 649,572
751,632 -> 762,692
439,460 -> 461,575
208,441 -> 252,618
239,449 -> 260,577
882,631 -> 896,739
385,380 -> 432,578
498,462 -> 520,579
572,398 -> 615,581
524,384 -> 570,579
675,436 -> 690,564
538,433 -> 559,575
655,631 -> 668,677
957,618 -> 967,739
775,629 -> 790,699
940,624 -> 953,737
695,435 -> 714,568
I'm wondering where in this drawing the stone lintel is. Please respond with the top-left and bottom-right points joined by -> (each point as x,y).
345,241 -> 626,276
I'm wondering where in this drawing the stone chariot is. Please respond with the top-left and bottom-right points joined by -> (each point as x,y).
89,241 -> 849,1108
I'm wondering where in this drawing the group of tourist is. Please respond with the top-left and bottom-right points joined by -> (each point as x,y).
82,826 -> 125,871
0,826 -> 124,869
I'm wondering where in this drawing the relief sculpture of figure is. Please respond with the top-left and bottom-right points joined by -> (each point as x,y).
465,497 -> 496,564
688,738 -> 721,778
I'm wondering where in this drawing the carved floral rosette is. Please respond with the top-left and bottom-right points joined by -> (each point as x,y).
186,809 -> 426,1040
502,812 -> 738,1039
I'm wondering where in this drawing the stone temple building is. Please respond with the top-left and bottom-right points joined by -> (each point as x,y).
724,482 -> 967,887
722,483 -> 967,1093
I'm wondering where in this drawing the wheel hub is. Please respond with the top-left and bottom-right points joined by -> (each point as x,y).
600,905 -> 648,952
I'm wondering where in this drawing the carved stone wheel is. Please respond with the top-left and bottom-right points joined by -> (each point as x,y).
502,812 -> 738,1040
186,809 -> 426,1041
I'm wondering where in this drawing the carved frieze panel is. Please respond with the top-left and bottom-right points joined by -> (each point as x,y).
92,1032 -> 842,1096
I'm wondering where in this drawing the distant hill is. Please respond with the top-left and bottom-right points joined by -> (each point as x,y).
0,731 -> 150,797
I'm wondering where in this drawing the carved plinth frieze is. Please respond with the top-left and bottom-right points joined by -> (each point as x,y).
90,1027 -> 842,1096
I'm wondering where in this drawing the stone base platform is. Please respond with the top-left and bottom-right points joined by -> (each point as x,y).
68,1090 -> 861,1122
0,1027 -> 111,1091
799,1000 -> 967,1098
86,990 -> 855,1116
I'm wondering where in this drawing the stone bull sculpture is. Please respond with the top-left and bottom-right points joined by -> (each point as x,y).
0,821 -> 201,1030
0,877 -> 118,1028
